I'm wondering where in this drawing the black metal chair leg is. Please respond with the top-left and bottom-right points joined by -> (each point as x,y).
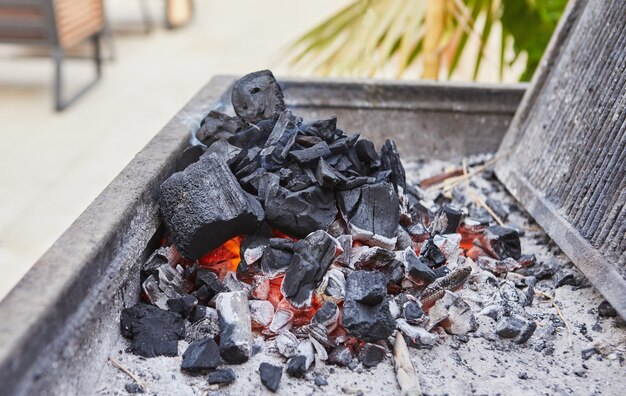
52,33 -> 103,112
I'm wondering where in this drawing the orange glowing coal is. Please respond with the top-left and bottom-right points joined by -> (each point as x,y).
198,236 -> 242,278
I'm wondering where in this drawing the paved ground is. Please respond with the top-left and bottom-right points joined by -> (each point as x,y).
0,0 -> 348,300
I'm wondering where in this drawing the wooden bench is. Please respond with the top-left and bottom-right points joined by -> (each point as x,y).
0,0 -> 105,110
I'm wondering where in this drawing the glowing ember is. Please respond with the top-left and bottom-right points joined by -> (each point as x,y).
198,236 -> 242,278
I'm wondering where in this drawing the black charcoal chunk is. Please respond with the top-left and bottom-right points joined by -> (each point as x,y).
336,188 -> 362,218
207,368 -> 236,385
404,248 -> 436,282
120,303 -> 185,358
231,70 -> 285,123
141,247 -> 170,281
358,343 -> 385,368
380,139 -> 406,191
316,157 -> 346,188
261,110 -> 300,165
350,246 -> 396,270
302,117 -> 337,141
189,305 -> 208,324
598,301 -> 617,318
481,226 -> 522,260
125,383 -> 144,394
495,315 -> 527,339
204,139 -> 242,164
286,355 -> 308,378
430,205 -> 463,235
432,266 -> 451,278
349,182 -> 399,249
420,239 -> 446,268
261,246 -> 293,277
195,269 -> 224,301
485,198 -> 509,222
196,111 -> 247,146
261,173 -> 337,238
314,374 -> 328,386
281,230 -> 339,308
216,291 -> 252,364
259,363 -> 283,392
289,141 -> 331,165
181,337 -> 221,372
296,135 -> 323,147
328,345 -> 353,367
343,271 -> 395,342
159,154 -> 264,260
176,145 -> 207,172
403,301 -> 424,325
312,301 -> 339,327
167,294 -> 198,319
355,139 -> 379,163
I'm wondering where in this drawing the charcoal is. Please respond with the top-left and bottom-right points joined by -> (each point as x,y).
228,124 -> 271,149
286,355 -> 308,378
430,205 -> 463,235
124,384 -> 143,394
181,337 -> 221,372
420,239 -> 447,268
188,305 -> 209,324
403,301 -> 425,325
432,266 -> 451,278
186,310 -> 220,342
297,339 -> 315,369
120,303 -> 185,358
485,198 -> 509,221
396,226 -> 413,250
231,70 -> 285,123
302,117 -> 337,141
240,168 -> 266,193
439,293 -> 478,335
283,164 -> 317,191
324,269 -> 346,302
407,222 -> 430,243
268,308 -> 294,334
261,246 -> 293,277
207,368 -> 236,385
358,343 -> 385,368
142,274 -> 168,310
598,301 -> 617,318
167,294 -> 198,319
275,331 -> 299,358
350,246 -> 396,270
328,345 -> 353,367
345,147 -> 364,174
480,226 -> 522,260
312,301 -> 339,328
385,259 -> 406,287
223,272 -> 252,294
396,319 -> 438,349
195,269 -> 224,301
336,188 -> 362,218
316,157 -> 346,188
159,154 -> 264,259
261,173 -> 337,238
352,139 -> 379,163
349,182 -> 399,249
289,141 -> 331,165
404,248 -> 436,283
249,300 -> 274,328
205,139 -> 242,165
261,111 -> 300,165
380,139 -> 406,191
343,271 -> 395,342
216,291 -> 252,363
495,315 -> 527,339
259,363 -> 283,392
334,234 -> 352,266
176,145 -> 207,173
141,246 -> 174,281
281,230 -> 340,308
296,135 -> 323,146
329,136 -> 349,154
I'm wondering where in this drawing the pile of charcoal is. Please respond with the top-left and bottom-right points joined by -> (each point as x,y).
119,70 -> 538,392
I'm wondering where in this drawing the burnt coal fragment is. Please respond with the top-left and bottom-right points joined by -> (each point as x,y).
181,337 -> 221,372
316,157 -> 346,188
289,141 -> 331,165
432,266 -> 451,278
481,226 -> 522,260
343,271 -> 395,342
228,123 -> 273,149
195,269 -> 224,301
355,139 -> 379,163
261,173 -> 337,238
207,368 -> 236,385
261,246 -> 293,277
120,303 -> 185,358
420,239 -> 446,268
259,363 -> 283,392
216,291 -> 252,364
598,301 -> 617,318
281,230 -> 340,308
176,145 -> 207,172
350,246 -> 396,270
380,139 -> 406,191
328,345 -> 353,367
349,182 -> 399,249
167,294 -> 198,319
231,70 -> 285,123
404,248 -> 436,283
286,355 -> 308,378
159,154 -> 264,259
296,135 -> 323,147
358,343 -> 385,368
312,301 -> 339,328
301,117 -> 337,141
336,188 -> 361,218
261,111 -> 300,165
430,205 -> 463,235
196,111 -> 247,146
403,301 -> 425,325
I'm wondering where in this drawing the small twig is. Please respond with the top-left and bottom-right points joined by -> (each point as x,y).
535,290 -> 573,347
462,159 -> 505,226
426,155 -> 503,193
419,168 -> 464,188
109,357 -> 148,393
393,332 -> 422,396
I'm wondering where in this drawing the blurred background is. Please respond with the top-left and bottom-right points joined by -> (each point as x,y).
0,0 -> 564,300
